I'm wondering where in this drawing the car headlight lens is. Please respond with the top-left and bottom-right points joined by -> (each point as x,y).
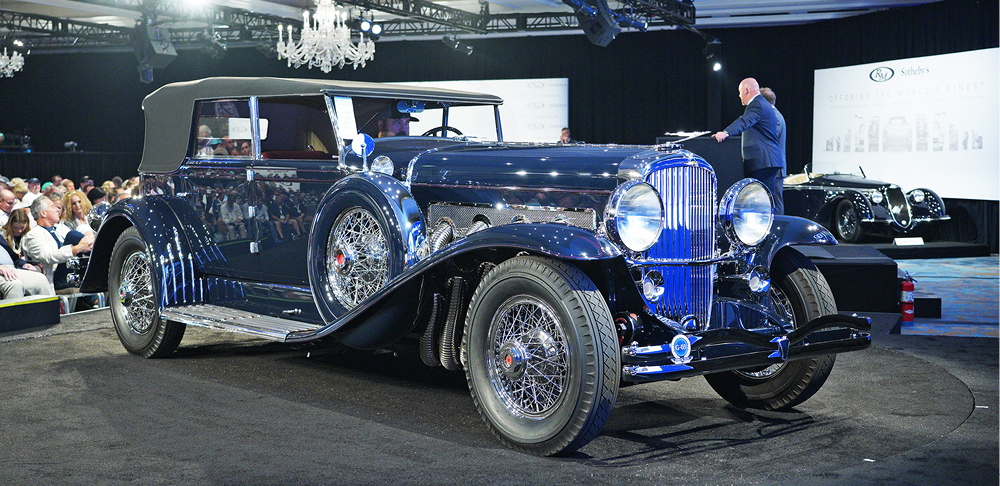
910,189 -> 925,204
605,181 -> 663,252
371,155 -> 394,176
867,189 -> 884,205
719,179 -> 774,246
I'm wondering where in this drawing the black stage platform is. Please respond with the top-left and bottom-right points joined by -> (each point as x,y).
861,241 -> 991,260
794,244 -> 899,313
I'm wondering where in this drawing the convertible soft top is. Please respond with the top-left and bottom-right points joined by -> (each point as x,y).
139,77 -> 504,174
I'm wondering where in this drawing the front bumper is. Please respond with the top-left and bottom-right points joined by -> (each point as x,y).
621,314 -> 872,383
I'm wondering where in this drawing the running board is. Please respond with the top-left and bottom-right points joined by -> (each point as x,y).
161,304 -> 323,342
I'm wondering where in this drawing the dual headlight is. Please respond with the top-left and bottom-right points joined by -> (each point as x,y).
719,179 -> 774,247
605,180 -> 663,252
605,178 -> 775,252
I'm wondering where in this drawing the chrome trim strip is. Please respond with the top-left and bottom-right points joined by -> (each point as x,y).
161,304 -> 322,342
409,182 -> 611,196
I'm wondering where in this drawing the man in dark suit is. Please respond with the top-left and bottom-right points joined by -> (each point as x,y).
713,78 -> 785,214
760,87 -> 786,177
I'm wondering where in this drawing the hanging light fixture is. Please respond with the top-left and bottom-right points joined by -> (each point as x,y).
0,40 -> 25,77
276,0 -> 375,72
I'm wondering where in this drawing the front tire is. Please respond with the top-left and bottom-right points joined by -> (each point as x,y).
704,250 -> 837,410
463,256 -> 619,456
833,199 -> 863,243
109,227 -> 185,358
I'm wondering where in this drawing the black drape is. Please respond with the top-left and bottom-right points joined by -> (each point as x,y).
0,0 -> 994,176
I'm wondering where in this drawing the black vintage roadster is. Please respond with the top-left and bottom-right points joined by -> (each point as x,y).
76,77 -> 870,455
783,166 -> 950,243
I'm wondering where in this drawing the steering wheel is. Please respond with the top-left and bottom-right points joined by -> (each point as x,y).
421,126 -> 464,137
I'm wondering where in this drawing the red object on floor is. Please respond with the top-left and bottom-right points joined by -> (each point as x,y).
900,274 -> 915,322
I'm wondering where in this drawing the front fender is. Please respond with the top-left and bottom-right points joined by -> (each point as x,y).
79,196 -> 220,308
307,172 -> 425,326
744,215 -> 836,270
294,222 -> 622,347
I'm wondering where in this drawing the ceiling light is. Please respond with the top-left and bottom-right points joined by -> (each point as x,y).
278,0 -> 375,71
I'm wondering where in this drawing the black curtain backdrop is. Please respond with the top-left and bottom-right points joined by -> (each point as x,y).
0,0 -> 995,178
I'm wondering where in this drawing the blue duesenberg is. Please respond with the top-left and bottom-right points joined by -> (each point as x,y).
78,77 -> 870,455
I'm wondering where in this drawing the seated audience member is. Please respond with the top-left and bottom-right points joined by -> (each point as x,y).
87,187 -> 106,206
80,178 -> 94,195
61,179 -> 75,193
0,188 -> 16,226
59,190 -> 94,235
22,178 -> 42,206
0,225 -> 53,300
11,182 -> 29,210
21,197 -> 94,295
2,208 -> 31,253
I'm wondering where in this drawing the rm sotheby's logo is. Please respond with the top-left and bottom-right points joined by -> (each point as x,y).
870,67 -> 894,82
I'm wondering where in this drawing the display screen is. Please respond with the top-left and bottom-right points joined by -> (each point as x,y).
812,48 -> 998,200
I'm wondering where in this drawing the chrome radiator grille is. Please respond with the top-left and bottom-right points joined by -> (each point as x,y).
643,164 -> 717,327
885,186 -> 912,228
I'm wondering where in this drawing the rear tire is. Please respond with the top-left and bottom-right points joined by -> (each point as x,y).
704,250 -> 837,410
109,227 -> 185,358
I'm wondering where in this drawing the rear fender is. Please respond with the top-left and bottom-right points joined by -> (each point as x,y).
79,196 -> 219,308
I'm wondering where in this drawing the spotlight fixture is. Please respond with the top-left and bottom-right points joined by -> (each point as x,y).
197,30 -> 227,59
713,62 -> 722,71
442,34 -> 473,55
348,16 -> 382,40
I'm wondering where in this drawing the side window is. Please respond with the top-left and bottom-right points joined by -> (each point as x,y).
257,96 -> 337,159
191,99 -> 253,158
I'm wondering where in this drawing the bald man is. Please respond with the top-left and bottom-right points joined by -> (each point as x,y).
713,78 -> 785,214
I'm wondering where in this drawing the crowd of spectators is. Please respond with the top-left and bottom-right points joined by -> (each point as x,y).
0,172 -> 140,307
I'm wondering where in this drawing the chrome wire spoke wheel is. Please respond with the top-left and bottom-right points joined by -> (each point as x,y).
327,207 -> 389,309
839,210 -> 857,237
487,295 -> 570,419
736,283 -> 796,380
118,251 -> 157,334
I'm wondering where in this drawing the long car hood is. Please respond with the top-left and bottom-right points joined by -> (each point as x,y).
809,174 -> 892,190
403,142 -> 661,192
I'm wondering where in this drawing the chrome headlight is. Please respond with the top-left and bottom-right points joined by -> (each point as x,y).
370,155 -> 394,176
719,179 -> 774,246
604,180 -> 664,252
909,189 -> 925,204
867,189 -> 884,205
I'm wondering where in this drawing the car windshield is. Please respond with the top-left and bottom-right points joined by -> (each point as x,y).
337,96 -> 500,142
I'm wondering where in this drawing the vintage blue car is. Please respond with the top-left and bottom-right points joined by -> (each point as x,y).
77,77 -> 870,455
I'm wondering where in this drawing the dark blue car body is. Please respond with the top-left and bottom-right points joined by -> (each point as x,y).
78,77 -> 870,455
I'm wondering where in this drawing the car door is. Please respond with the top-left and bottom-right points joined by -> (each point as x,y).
250,94 -> 348,286
175,98 -> 260,280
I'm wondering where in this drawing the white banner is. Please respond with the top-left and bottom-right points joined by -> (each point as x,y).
402,78 -> 569,143
813,48 -> 999,200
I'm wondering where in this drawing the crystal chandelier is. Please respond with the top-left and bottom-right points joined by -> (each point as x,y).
276,0 -> 375,72
0,48 -> 25,77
